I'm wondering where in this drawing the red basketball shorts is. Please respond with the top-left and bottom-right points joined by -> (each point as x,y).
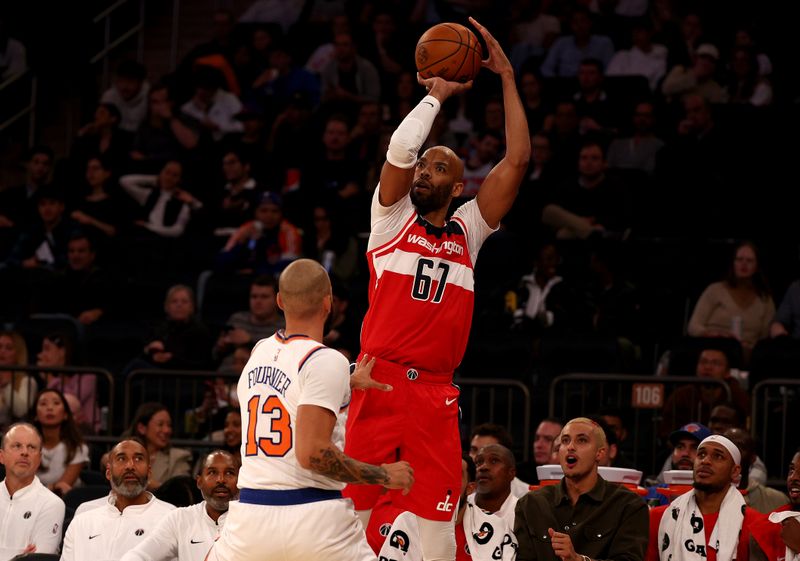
343,356 -> 462,522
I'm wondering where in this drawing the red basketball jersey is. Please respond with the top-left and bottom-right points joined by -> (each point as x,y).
360,190 -> 495,374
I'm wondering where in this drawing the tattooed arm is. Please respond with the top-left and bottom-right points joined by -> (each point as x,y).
295,404 -> 414,493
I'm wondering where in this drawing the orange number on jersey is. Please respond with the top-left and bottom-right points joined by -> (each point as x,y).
245,394 -> 293,457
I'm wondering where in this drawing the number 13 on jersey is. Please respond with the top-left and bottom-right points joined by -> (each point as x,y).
245,394 -> 293,457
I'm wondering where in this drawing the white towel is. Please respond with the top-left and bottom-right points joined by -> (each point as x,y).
768,511 -> 800,561
462,502 -> 518,561
658,484 -> 745,561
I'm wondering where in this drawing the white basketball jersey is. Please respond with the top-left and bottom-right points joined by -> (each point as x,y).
236,331 -> 351,491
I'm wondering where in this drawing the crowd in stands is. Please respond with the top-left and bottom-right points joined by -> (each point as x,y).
0,0 -> 798,558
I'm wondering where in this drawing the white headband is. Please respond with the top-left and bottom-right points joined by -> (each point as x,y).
699,435 -> 741,466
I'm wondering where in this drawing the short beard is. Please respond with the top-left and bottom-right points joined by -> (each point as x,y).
111,473 -> 148,499
203,488 -> 237,512
410,186 -> 449,217
693,480 -> 726,493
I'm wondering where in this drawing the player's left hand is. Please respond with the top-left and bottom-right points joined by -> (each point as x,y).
548,528 -> 580,561
469,17 -> 512,76
349,355 -> 392,392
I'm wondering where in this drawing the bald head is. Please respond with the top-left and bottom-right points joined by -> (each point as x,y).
422,146 -> 464,181
278,259 -> 332,320
2,422 -> 42,450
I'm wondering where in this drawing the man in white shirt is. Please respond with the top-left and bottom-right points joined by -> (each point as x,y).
61,438 -> 175,561
469,444 -> 519,529
119,450 -> 239,561
100,60 -> 150,133
0,423 -> 65,560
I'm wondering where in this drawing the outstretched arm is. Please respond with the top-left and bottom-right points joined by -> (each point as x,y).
295,404 -> 414,493
379,75 -> 472,207
471,17 -> 531,228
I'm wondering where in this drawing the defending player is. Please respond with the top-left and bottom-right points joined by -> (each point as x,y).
343,17 -> 531,561
207,259 -> 414,561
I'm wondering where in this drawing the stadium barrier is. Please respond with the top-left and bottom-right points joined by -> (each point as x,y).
750,378 -> 800,486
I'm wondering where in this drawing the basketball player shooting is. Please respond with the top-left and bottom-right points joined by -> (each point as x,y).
343,17 -> 531,561
207,259 -> 414,561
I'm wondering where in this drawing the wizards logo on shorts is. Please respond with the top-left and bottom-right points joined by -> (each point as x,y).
389,530 -> 411,552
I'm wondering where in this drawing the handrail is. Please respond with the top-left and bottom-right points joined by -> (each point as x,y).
0,364 -> 115,435
0,71 -> 37,146
750,378 -> 799,480
90,0 -> 146,88
548,373 -> 733,417
455,376 -> 532,462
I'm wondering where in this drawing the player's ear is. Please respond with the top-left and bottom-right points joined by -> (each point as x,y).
451,181 -> 464,198
276,292 -> 285,311
466,481 -> 477,495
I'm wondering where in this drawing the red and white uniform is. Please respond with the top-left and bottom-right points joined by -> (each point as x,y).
345,189 -> 495,521
361,187 -> 495,374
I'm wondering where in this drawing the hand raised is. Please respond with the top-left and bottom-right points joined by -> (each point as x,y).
417,73 -> 472,103
349,355 -> 392,392
469,17 -> 512,75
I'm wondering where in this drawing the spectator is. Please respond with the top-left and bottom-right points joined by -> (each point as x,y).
654,422 -> 711,483
320,31 -> 381,114
39,332 -> 100,432
101,60 -> 150,133
510,0 -> 561,70
726,47 -> 772,106
125,403 -> 192,490
470,444 -> 520,529
254,39 -> 321,110
647,435 -> 768,561
221,409 -> 242,464
321,281 -> 360,360
70,103 -> 133,180
31,388 -> 89,496
732,27 -> 772,78
688,241 -> 775,357
708,402 -> 746,435
662,43 -> 727,104
532,418 -> 563,469
770,280 -> 800,338
348,100 -> 383,164
212,149 -> 264,235
725,428 -> 788,514
119,450 -> 240,561
518,69 -> 550,133
302,204 -> 359,283
0,331 -> 37,429
515,417 -> 649,561
540,7 -> 615,77
180,67 -> 243,142
511,242 -> 564,333
0,146 -> 54,238
573,58 -> 618,138
468,423 -> 530,498
121,160 -> 204,238
6,186 -> 77,270
238,1 -> 303,33
0,423 -> 65,558
214,275 -> 284,370
660,348 -> 751,436
606,19 -> 668,91
587,414 -> 636,469
216,192 -> 302,275
137,284 -> 213,371
70,155 -> 124,241
0,18 -> 27,80
61,438 -> 176,561
130,83 -> 200,171
542,141 -> 633,240
460,131 -> 503,199
229,103 -> 270,183
606,101 -> 665,175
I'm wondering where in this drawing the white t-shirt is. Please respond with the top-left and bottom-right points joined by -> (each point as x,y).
60,493 -> 175,561
38,442 -> 90,487
118,501 -> 226,561
0,476 -> 65,560
236,332 -> 350,491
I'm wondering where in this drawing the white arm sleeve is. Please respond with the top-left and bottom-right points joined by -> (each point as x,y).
385,95 -> 441,169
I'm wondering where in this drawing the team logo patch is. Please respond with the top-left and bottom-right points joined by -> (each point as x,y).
135,529 -> 145,536
379,523 -> 392,537
474,522 -> 494,545
389,530 -> 410,552
690,513 -> 703,534
406,369 -> 419,380
23,511 -> 31,519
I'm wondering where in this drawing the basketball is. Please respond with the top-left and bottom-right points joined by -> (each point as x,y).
415,23 -> 483,83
